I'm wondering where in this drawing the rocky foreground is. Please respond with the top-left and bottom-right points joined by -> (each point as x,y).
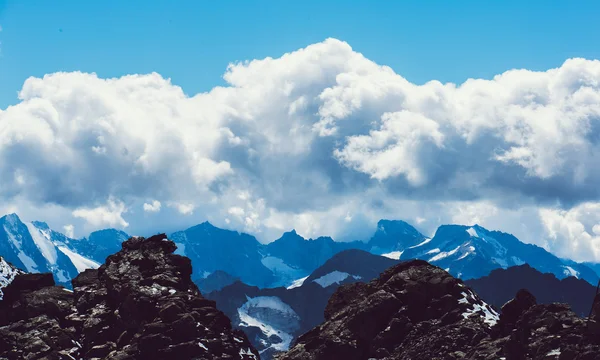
0,234 -> 259,359
278,260 -> 600,360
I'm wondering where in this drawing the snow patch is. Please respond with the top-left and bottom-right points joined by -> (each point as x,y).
26,222 -> 58,265
287,276 -> 309,289
562,266 -> 579,278
458,289 -> 499,327
381,251 -> 403,260
57,246 -> 100,273
430,246 -> 460,262
407,237 -> 432,249
3,224 -> 38,272
547,348 -> 561,356
466,227 -> 478,237
492,257 -> 509,268
261,256 -> 306,286
239,347 -> 258,359
238,296 -> 299,353
313,271 -> 362,288
0,257 -> 22,300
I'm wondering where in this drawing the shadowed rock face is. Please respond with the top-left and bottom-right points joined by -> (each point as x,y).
0,234 -> 259,360
278,260 -> 600,360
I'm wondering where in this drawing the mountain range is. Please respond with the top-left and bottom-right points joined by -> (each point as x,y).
0,214 -> 599,294
1,229 -> 599,359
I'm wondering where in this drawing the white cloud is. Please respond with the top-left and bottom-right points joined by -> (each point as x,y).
72,197 -> 129,228
2,38 -> 600,260
63,224 -> 75,238
539,203 -> 600,262
143,200 -> 161,213
169,202 -> 194,215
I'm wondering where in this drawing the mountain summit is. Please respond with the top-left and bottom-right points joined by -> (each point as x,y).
0,234 -> 259,359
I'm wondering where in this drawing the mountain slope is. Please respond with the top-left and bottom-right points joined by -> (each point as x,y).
0,214 -> 88,286
171,221 -> 276,287
67,228 -> 130,264
465,264 -> 597,317
207,250 -> 398,359
261,230 -> 368,286
401,224 -> 600,285
0,234 -> 260,359
196,270 -> 240,293
368,219 -> 429,256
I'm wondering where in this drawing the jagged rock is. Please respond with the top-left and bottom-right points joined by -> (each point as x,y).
0,234 -> 259,360
278,260 -> 500,360
0,273 -> 79,359
278,260 -> 600,360
591,291 -> 600,321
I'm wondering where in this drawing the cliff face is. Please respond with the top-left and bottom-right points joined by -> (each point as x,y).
0,234 -> 259,360
278,260 -> 600,360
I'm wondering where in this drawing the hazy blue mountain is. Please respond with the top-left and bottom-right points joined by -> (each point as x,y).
261,230 -> 368,286
195,270 -> 239,294
1,212 -> 598,291
68,228 -> 130,264
170,221 -> 276,287
368,219 -> 429,256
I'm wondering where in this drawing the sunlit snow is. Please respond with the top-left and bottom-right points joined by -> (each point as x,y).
57,246 -> 101,272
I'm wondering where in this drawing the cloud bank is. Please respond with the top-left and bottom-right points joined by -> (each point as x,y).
2,38 -> 600,261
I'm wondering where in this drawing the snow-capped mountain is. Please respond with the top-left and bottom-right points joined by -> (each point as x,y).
368,219 -> 429,256
261,230 -> 368,287
207,250 -> 398,359
1,212 -> 599,292
0,256 -> 22,300
0,214 -> 100,286
401,224 -> 600,285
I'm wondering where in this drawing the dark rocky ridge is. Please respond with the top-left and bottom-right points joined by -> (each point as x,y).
466,264 -> 597,317
278,260 -> 600,360
0,234 -> 259,360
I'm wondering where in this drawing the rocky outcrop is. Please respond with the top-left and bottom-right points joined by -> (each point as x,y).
278,260 -> 600,360
466,264 -> 597,317
0,234 -> 259,360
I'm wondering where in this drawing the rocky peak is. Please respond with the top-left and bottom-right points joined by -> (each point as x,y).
280,260 -> 500,360
279,261 -> 600,360
0,234 -> 259,359
592,289 -> 600,321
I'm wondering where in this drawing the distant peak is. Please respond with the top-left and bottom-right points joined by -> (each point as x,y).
31,221 -> 50,230
0,213 -> 22,224
200,221 -> 216,228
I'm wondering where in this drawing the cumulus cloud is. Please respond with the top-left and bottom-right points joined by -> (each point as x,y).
63,224 -> 75,238
72,197 -> 129,228
2,38 -> 600,261
539,202 -> 600,262
143,200 -> 161,213
169,202 -> 195,216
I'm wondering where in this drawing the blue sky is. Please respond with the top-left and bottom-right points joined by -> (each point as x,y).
3,1 -> 600,262
2,0 -> 600,108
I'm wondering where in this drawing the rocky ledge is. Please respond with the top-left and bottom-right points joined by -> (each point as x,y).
0,234 -> 259,360
278,259 -> 600,360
